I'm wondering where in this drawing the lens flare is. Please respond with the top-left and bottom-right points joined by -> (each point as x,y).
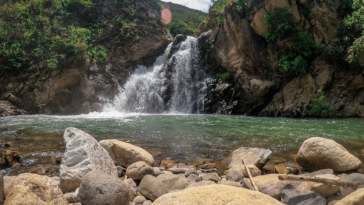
161,9 -> 172,25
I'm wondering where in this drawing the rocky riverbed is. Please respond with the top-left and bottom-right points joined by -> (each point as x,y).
1,127 -> 364,205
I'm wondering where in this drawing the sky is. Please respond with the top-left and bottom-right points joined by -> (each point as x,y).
163,0 -> 211,13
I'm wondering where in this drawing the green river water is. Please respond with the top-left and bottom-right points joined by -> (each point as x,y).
1,112 -> 364,175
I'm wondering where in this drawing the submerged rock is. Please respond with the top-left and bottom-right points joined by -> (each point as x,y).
78,170 -> 130,205
60,127 -> 117,192
296,137 -> 361,172
5,173 -> 68,205
152,184 -> 284,205
99,140 -> 154,167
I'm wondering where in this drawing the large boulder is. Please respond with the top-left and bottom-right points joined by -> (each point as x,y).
226,147 -> 272,170
152,184 -> 283,205
78,170 -> 130,205
60,127 -> 117,192
296,137 -> 361,172
5,173 -> 68,205
100,140 -> 154,167
335,188 -> 364,205
139,174 -> 189,200
126,161 -> 154,180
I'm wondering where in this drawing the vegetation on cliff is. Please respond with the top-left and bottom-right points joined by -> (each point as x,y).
0,0 -> 162,73
162,2 -> 206,36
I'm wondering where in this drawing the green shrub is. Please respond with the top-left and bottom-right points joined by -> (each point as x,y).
279,34 -> 322,75
0,0 -> 162,72
264,9 -> 297,42
216,72 -> 232,81
211,0 -> 237,14
217,15 -> 224,24
342,0 -> 364,63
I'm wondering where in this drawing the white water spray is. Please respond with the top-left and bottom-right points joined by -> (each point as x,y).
108,36 -> 205,114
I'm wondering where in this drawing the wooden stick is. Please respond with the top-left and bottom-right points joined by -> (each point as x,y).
242,158 -> 259,191
278,175 -> 361,189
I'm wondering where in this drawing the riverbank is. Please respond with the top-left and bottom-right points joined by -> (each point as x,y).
1,114 -> 364,176
1,127 -> 364,204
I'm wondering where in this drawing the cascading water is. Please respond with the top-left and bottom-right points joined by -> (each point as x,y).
110,36 -> 206,114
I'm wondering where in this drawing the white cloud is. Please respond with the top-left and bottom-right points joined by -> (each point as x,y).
162,0 -> 211,13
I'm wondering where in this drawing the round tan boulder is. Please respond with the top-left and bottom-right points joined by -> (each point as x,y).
5,173 -> 68,205
126,161 -> 154,180
99,140 -> 154,167
296,137 -> 361,172
152,184 -> 283,205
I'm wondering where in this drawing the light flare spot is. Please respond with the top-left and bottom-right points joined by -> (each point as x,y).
161,9 -> 172,25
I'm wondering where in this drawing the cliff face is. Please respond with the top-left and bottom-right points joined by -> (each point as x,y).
0,0 -> 172,115
199,0 -> 364,117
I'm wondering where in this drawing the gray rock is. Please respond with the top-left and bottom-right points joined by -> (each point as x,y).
226,170 -> 244,182
60,128 -> 117,192
169,167 -> 188,174
133,195 -> 146,204
218,179 -> 241,187
153,167 -> 162,176
259,181 -> 294,199
242,178 -> 254,190
184,168 -> 197,177
138,174 -> 189,200
126,161 -> 154,180
79,170 -> 130,205
303,169 -> 334,176
187,174 -> 201,182
201,173 -> 221,182
339,173 -> 364,197
117,166 -> 126,177
281,189 -> 326,205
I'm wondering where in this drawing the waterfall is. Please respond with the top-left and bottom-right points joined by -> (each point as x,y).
109,36 -> 206,114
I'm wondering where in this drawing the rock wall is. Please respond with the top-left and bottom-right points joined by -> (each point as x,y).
0,0 -> 172,115
199,0 -> 364,117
